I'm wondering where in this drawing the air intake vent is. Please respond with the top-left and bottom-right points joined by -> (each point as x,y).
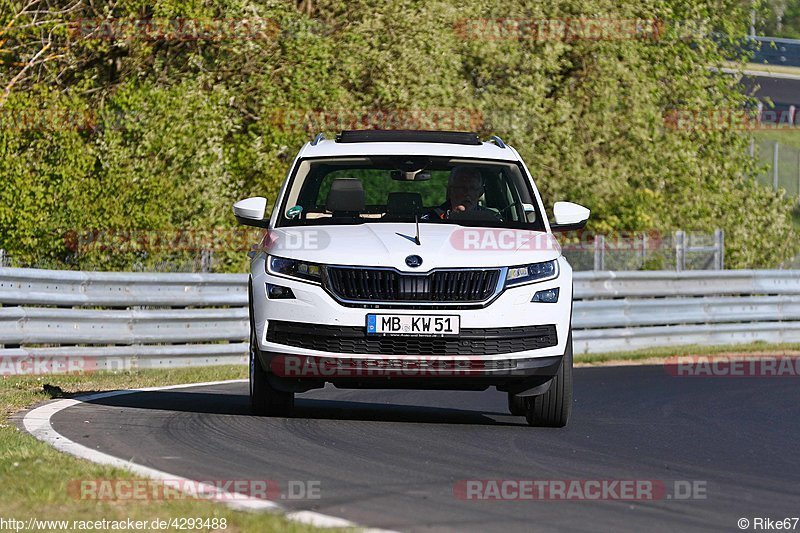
326,267 -> 501,303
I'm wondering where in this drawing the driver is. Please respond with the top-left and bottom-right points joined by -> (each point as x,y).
421,166 -> 502,221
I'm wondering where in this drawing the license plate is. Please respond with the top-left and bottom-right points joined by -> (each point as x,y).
366,314 -> 460,336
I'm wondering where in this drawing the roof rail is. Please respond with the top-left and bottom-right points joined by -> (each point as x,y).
486,135 -> 506,148
311,133 -> 326,146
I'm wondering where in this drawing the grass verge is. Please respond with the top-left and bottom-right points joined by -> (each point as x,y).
575,341 -> 800,365
751,129 -> 800,149
743,62 -> 800,76
0,365 -> 329,533
720,61 -> 800,77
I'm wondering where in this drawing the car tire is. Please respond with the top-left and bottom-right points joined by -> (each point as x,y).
508,393 -> 527,416
525,329 -> 573,428
249,286 -> 294,417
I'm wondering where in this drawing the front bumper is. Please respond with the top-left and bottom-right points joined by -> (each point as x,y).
251,254 -> 574,363
262,350 -> 565,394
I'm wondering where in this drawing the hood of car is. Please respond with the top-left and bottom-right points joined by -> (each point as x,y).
261,223 -> 561,270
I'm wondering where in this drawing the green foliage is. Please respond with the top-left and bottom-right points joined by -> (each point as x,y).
0,0 -> 796,271
759,0 -> 800,38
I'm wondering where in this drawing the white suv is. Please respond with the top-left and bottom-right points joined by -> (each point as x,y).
233,130 -> 589,427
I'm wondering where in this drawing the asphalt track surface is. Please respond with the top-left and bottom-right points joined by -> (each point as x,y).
742,75 -> 800,108
49,365 -> 799,532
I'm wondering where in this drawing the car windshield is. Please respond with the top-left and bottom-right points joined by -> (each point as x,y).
277,156 -> 545,230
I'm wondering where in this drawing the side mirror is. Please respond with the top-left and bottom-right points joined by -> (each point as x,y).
233,197 -> 269,228
522,203 -> 536,223
550,201 -> 590,232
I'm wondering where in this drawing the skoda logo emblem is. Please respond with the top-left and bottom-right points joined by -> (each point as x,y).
405,255 -> 423,268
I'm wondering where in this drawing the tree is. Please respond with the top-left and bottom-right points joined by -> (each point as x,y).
0,0 -> 795,271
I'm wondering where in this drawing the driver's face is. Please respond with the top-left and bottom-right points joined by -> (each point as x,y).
449,174 -> 483,212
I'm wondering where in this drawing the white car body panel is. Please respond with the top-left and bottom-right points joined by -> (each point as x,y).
251,252 -> 573,362
262,224 -> 561,269
243,136 -> 582,372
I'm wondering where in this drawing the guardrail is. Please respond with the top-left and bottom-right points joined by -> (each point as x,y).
0,268 -> 249,371
1,267 -> 799,373
750,36 -> 800,68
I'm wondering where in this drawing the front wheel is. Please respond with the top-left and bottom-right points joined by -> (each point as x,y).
250,313 -> 294,417
525,330 -> 573,428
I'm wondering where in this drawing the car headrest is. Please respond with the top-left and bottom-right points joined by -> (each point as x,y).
386,192 -> 422,216
326,178 -> 365,213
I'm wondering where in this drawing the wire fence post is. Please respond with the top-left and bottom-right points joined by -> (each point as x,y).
714,229 -> 725,270
593,235 -> 605,271
797,149 -> 800,198
773,141 -> 780,190
200,249 -> 213,273
0,249 -> 3,349
675,231 -> 686,272
640,232 -> 648,269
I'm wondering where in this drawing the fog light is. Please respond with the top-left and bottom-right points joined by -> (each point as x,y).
267,283 -> 295,299
531,287 -> 559,303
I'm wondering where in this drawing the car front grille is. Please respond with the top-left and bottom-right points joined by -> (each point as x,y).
325,267 -> 501,303
265,321 -> 558,356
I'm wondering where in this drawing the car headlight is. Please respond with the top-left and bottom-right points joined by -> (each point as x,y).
505,259 -> 559,287
267,255 -> 323,283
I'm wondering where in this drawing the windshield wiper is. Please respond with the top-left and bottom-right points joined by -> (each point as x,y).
394,208 -> 422,245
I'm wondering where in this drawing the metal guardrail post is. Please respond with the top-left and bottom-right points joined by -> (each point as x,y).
774,141 -> 780,190
593,235 -> 605,271
714,229 -> 724,270
675,231 -> 686,272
